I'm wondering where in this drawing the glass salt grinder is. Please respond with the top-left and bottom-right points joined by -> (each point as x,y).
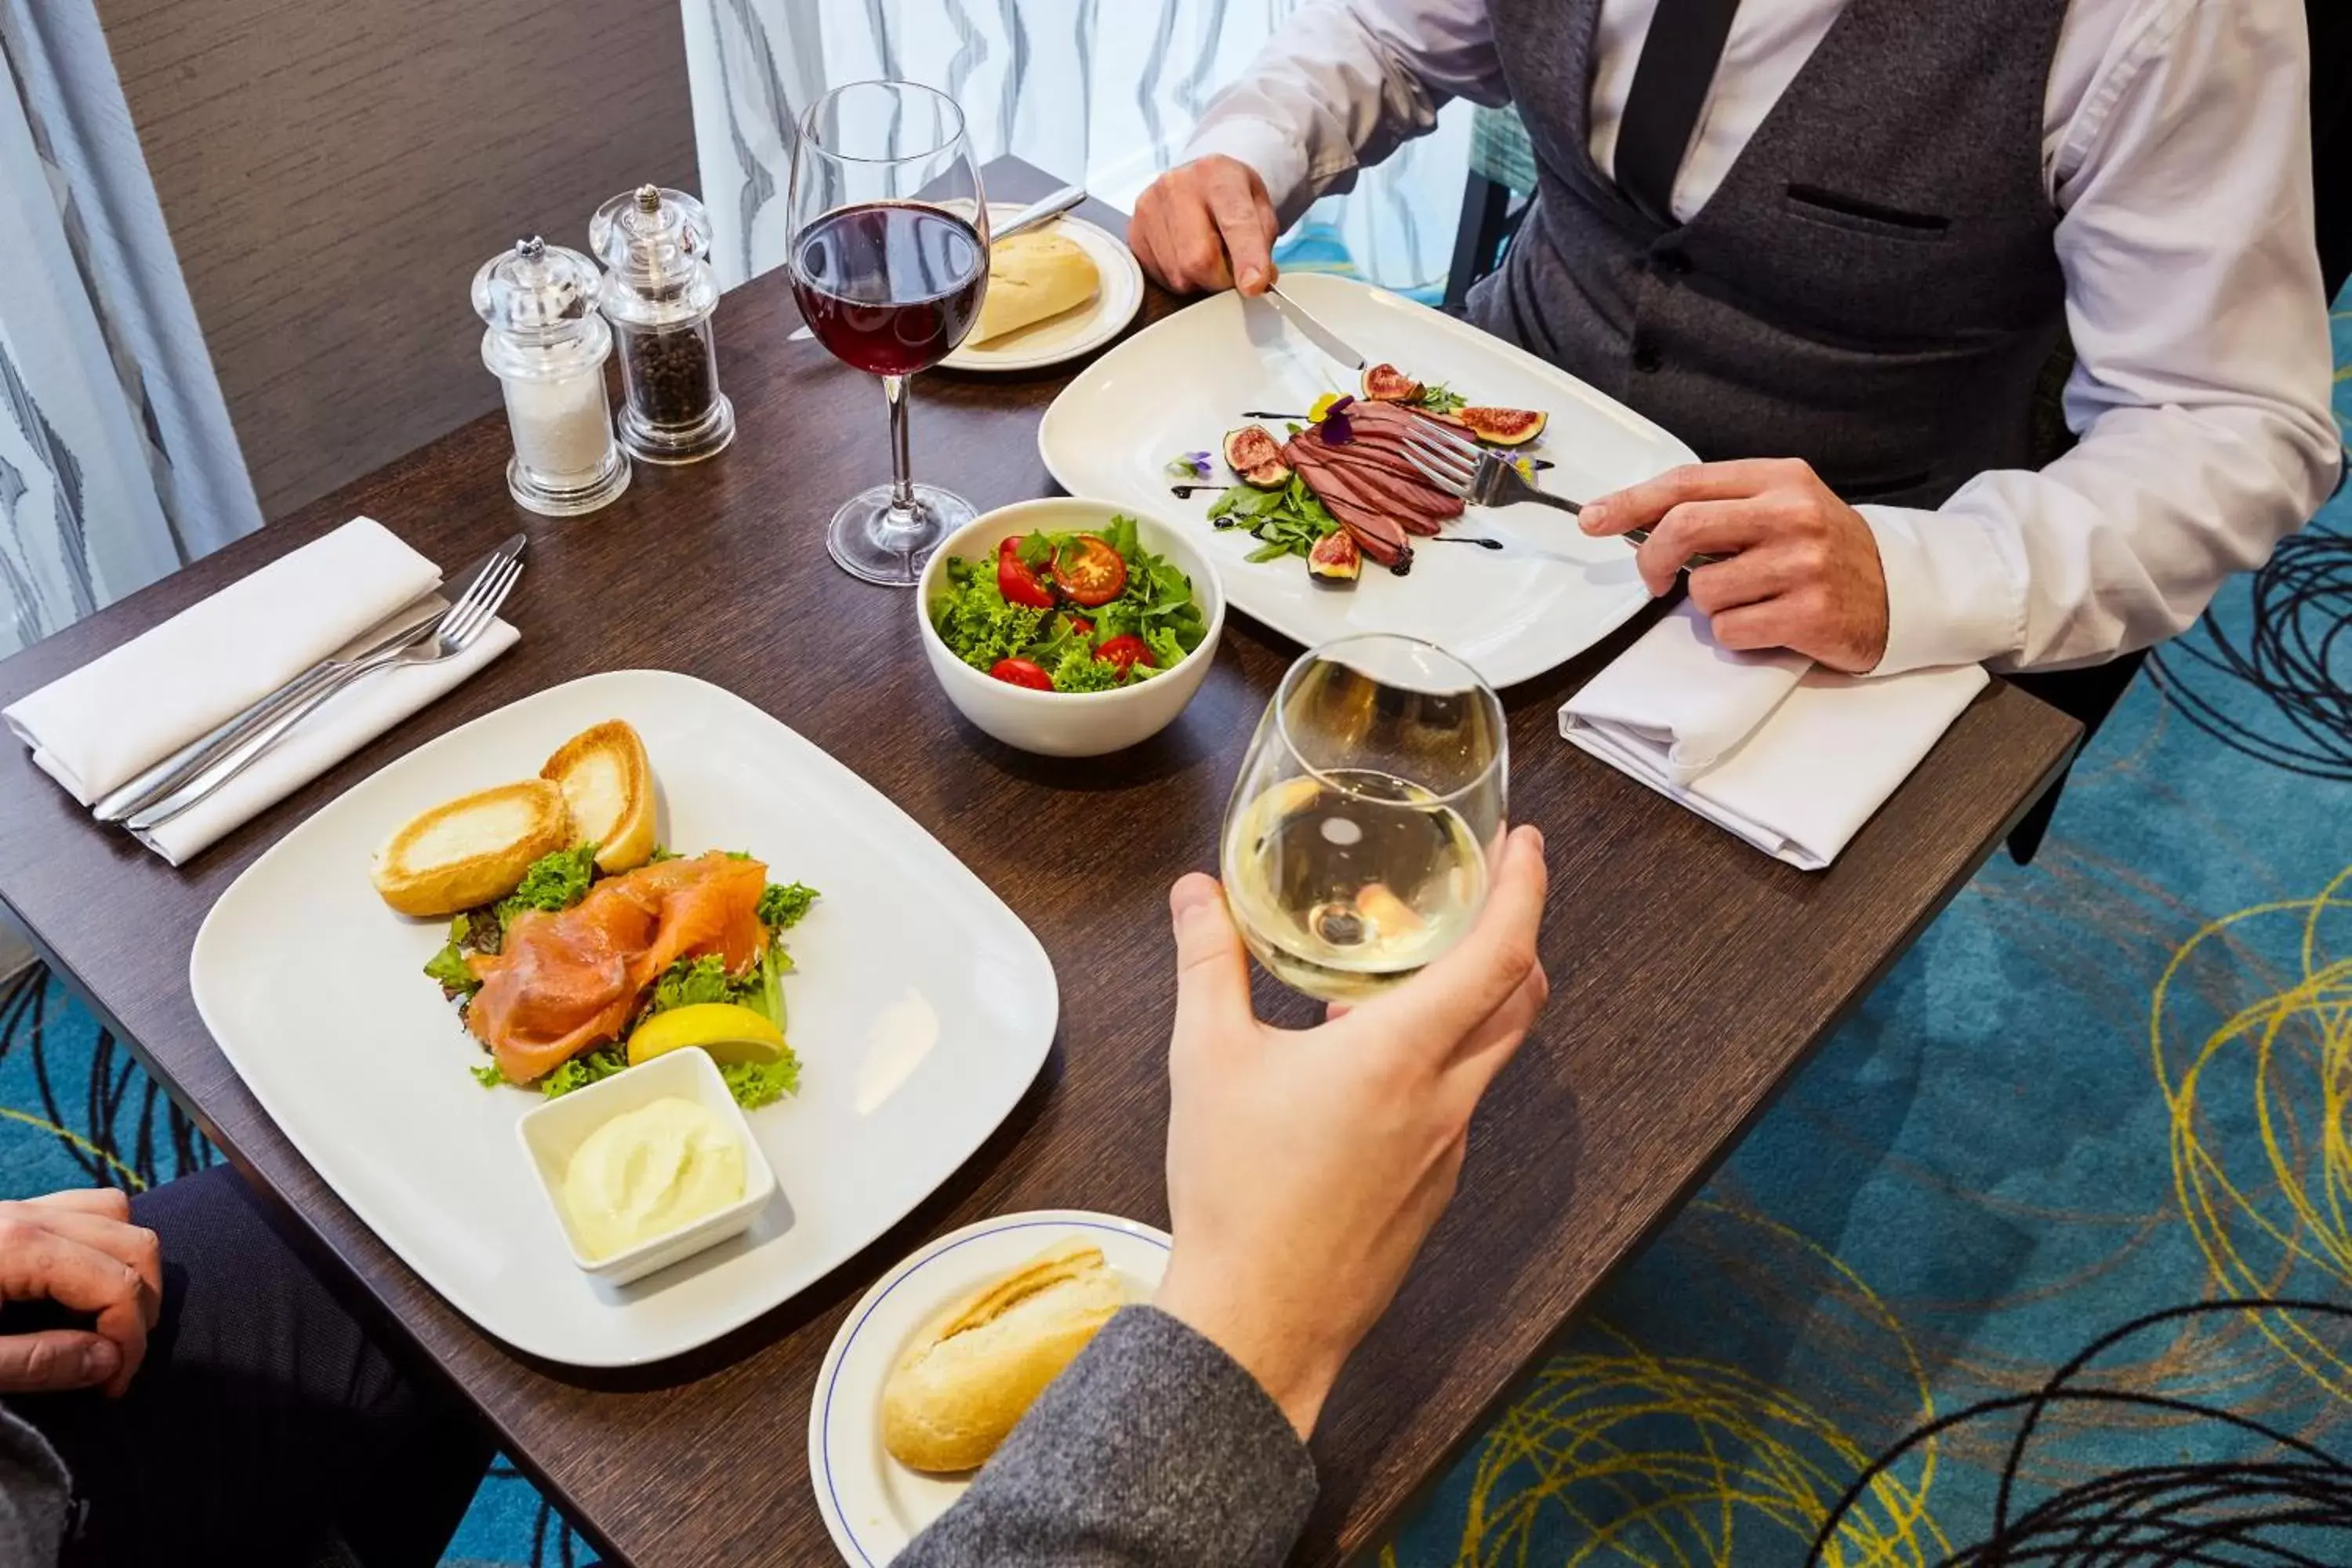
472,238 -> 630,517
590,184 -> 735,464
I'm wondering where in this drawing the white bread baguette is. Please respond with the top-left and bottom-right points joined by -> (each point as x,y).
541,720 -> 656,873
970,231 -> 1100,346
880,1239 -> 1128,1472
371,779 -> 573,917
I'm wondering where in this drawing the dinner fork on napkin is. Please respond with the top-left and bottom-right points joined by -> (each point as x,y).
1558,601 -> 1988,869
4,517 -> 523,866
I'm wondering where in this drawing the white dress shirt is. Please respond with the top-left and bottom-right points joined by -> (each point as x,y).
1184,0 -> 2343,674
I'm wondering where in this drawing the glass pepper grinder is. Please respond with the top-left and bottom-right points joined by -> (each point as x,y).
472,237 -> 630,517
590,184 -> 735,464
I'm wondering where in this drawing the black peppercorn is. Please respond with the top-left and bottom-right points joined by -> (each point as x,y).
622,325 -> 717,428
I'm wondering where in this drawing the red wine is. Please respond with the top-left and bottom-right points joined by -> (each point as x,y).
791,201 -> 986,376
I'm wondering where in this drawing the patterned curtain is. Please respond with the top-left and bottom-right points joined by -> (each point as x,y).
681,0 -> 1473,297
0,0 -> 260,660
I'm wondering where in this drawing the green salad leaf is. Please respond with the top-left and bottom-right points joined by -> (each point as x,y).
648,953 -> 735,1013
757,881 -> 818,930
495,844 -> 597,927
469,1062 -> 505,1088
540,1045 -> 627,1099
1207,474 -> 1341,563
1410,382 -> 1468,416
933,556 -> 1048,673
931,519 -> 1206,693
423,915 -> 482,997
721,1057 -> 800,1110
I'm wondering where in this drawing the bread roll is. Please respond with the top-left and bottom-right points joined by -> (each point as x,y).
881,1239 -> 1127,1472
542,720 -> 656,873
971,231 -> 1100,346
371,779 -> 573,916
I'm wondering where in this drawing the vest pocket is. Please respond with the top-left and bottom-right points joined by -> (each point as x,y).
1783,183 -> 1953,243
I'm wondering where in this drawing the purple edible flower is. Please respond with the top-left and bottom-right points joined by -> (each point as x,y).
1320,396 -> 1356,445
1164,450 -> 1213,481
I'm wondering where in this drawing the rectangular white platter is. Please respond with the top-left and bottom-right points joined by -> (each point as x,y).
190,670 -> 1058,1367
1039,273 -> 1699,688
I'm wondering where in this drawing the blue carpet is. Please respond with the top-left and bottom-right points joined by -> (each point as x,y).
0,302 -> 2343,1564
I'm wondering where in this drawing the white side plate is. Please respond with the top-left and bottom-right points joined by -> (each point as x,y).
809,1210 -> 1173,1566
942,205 -> 1145,374
190,670 -> 1060,1367
1038,273 -> 1699,687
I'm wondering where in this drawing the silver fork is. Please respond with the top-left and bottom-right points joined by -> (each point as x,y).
1399,418 -> 1724,566
125,537 -> 527,833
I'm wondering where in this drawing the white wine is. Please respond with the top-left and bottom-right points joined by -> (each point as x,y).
1221,768 -> 1489,1004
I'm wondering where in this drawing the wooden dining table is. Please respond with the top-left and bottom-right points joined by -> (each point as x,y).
0,159 -> 2080,1565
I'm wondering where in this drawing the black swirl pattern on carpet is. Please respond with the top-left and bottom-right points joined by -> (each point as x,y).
1813,1301 -> 2352,1566
2148,509 -> 2352,780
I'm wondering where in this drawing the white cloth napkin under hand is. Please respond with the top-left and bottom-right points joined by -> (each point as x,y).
1559,600 -> 1989,870
3,517 -> 441,804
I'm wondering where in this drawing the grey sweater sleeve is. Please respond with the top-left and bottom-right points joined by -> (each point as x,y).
897,1305 -> 1319,1568
0,1406 -> 70,1568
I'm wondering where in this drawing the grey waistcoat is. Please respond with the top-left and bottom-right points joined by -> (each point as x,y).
1470,0 -> 2071,510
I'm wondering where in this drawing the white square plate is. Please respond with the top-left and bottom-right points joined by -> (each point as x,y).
1037,273 -> 1700,688
190,670 -> 1059,1367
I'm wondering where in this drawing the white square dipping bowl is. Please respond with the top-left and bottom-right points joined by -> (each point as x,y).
516,1050 -> 777,1287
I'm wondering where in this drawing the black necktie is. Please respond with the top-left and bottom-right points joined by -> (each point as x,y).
1613,0 -> 1744,224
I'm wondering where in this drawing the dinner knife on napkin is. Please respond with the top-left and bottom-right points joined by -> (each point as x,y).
92,595 -> 448,823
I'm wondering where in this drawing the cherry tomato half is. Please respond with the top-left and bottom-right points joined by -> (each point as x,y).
1052,534 -> 1128,607
1063,614 -> 1094,637
996,537 -> 1056,609
988,657 -> 1055,690
1093,634 -> 1155,677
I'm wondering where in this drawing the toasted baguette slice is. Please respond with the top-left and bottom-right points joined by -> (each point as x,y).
372,779 -> 572,917
881,1239 -> 1128,1473
541,720 -> 656,873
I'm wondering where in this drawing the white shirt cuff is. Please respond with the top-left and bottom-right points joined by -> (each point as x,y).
1858,505 -> 2027,674
1181,115 -> 1315,226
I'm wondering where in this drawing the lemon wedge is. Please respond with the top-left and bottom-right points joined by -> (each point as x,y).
625,1003 -> 789,1068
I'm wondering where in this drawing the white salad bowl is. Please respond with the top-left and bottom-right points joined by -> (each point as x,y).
918,497 -> 1226,758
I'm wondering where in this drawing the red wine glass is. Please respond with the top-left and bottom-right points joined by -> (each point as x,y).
788,81 -> 991,586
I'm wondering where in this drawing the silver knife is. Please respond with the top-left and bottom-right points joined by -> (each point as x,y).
789,183 -> 1088,343
1265,283 -> 1367,372
92,593 -> 450,824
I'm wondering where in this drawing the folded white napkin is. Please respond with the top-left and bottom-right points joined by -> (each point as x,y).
4,517 -> 520,865
1559,601 -> 1989,869
129,616 -> 518,866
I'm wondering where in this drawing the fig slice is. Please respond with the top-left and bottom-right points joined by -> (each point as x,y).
1361,363 -> 1423,402
1307,528 -> 1362,583
1459,406 -> 1548,446
1223,425 -> 1293,488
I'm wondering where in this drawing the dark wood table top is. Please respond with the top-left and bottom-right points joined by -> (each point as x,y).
0,160 -> 2079,1564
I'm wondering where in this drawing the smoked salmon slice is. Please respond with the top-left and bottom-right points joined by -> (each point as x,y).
467,851 -> 769,1084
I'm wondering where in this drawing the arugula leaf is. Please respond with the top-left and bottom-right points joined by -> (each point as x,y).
757,882 -> 818,930
540,1045 -> 627,1098
646,844 -> 681,863
495,844 -> 597,927
470,1062 -> 505,1088
1412,382 -> 1468,416
423,916 -> 482,997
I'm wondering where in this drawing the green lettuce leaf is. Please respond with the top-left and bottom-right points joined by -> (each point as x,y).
757,881 -> 818,931
539,1045 -> 627,1098
423,916 -> 482,996
495,844 -> 597,927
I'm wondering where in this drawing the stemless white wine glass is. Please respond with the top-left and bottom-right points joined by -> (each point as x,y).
1220,635 -> 1508,1004
786,80 -> 990,586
